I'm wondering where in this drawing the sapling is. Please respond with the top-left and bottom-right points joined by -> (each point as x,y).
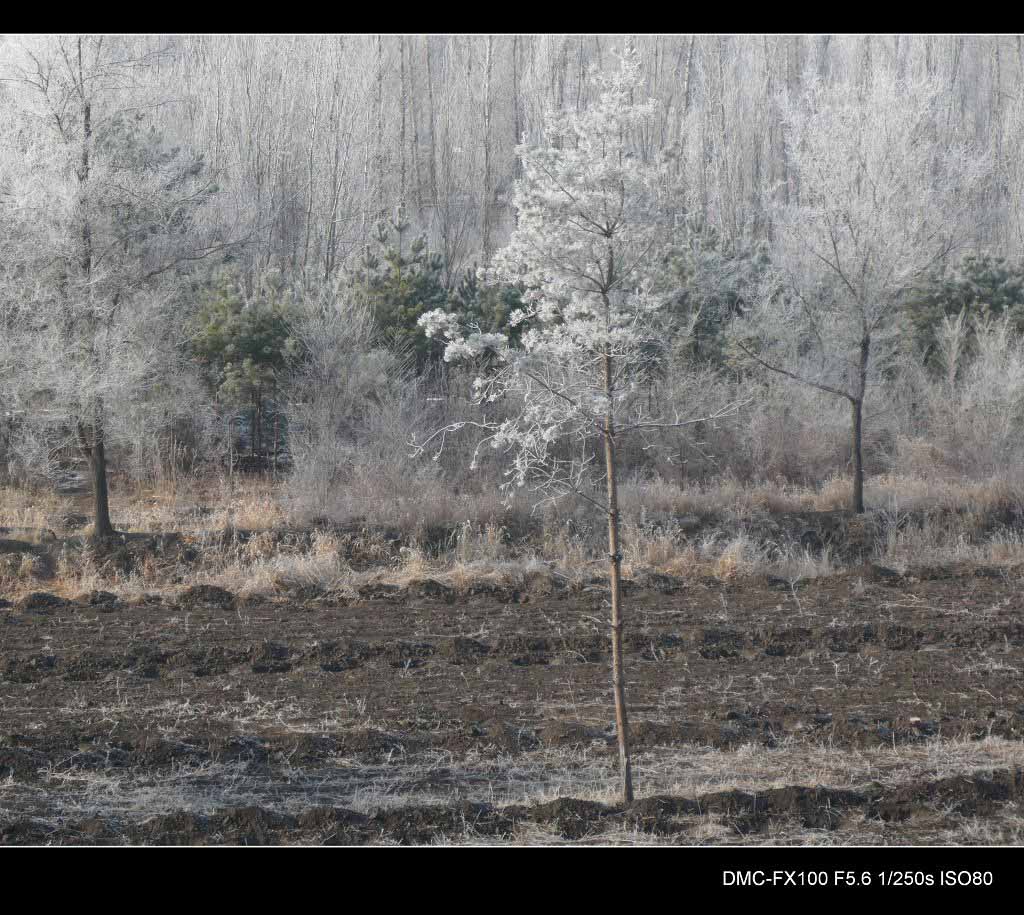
416,48 -> 742,804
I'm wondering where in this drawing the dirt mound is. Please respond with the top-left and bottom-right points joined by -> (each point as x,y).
871,769 -> 1024,822
457,704 -> 536,751
630,571 -> 684,594
76,590 -> 121,610
405,578 -> 455,601
14,592 -> 71,613
295,806 -> 370,844
132,811 -> 210,846
128,737 -> 210,768
178,584 -> 235,609
2,653 -> 57,683
624,795 -> 702,833
208,735 -> 271,770
303,638 -> 371,673
437,637 -> 490,664
370,802 -> 505,843
215,806 -> 297,845
336,728 -> 412,757
527,798 -> 613,839
59,645 -> 171,682
379,640 -> 435,668
0,538 -> 35,555
625,769 -> 1024,836
496,634 -> 551,666
171,645 -> 246,677
278,734 -> 341,764
248,640 -> 291,673
461,581 -> 520,601
539,720 -> 600,747
0,746 -> 48,781
356,582 -> 402,600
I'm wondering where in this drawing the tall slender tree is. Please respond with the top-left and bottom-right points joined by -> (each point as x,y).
416,48 -> 741,803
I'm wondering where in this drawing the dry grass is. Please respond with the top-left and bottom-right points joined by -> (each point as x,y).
6,727 -> 1023,845
875,513 -> 1024,571
3,470 -> 1024,602
0,485 -> 70,537
617,474 -> 855,519
8,470 -> 1022,538
112,477 -> 289,533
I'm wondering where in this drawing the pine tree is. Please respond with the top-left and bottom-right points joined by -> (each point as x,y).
905,254 -> 1024,368
417,48 -> 741,804
350,221 -> 449,369
190,269 -> 298,460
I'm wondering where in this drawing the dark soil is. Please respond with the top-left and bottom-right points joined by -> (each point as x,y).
2,558 -> 1024,844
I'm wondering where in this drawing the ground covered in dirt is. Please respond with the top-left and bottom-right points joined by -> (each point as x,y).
2,560 -> 1024,844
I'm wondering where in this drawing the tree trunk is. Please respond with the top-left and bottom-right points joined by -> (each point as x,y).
603,351 -> 634,805
851,396 -> 865,514
88,435 -> 115,538
375,35 -> 385,227
399,35 -> 408,220
851,333 -> 870,515
78,417 -> 114,539
481,35 -> 494,263
512,35 -> 522,180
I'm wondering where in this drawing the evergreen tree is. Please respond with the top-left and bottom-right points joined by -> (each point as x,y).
190,269 -> 298,458
350,221 -> 449,369
658,216 -> 771,367
450,265 -> 524,342
417,49 -> 740,803
905,254 -> 1024,368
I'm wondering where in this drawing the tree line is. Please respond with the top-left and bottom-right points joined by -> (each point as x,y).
1,34 -> 1022,533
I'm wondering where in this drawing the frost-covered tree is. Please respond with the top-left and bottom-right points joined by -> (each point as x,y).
282,280 -> 405,515
904,311 -> 1024,478
734,70 -> 987,512
417,49 -> 740,803
0,36 -> 235,535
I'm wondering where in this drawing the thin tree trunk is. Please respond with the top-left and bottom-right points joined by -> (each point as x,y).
603,349 -> 633,805
683,35 -> 695,115
481,35 -> 494,263
851,333 -> 869,514
399,35 -> 408,221
425,37 -> 438,209
76,39 -> 113,538
375,34 -> 386,226
512,35 -> 522,179
409,37 -> 423,216
851,397 -> 865,514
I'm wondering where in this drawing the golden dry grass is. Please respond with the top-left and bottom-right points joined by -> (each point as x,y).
3,471 -> 1024,602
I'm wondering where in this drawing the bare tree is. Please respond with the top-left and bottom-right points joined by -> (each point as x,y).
734,69 -> 987,512
0,35 -> 236,535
